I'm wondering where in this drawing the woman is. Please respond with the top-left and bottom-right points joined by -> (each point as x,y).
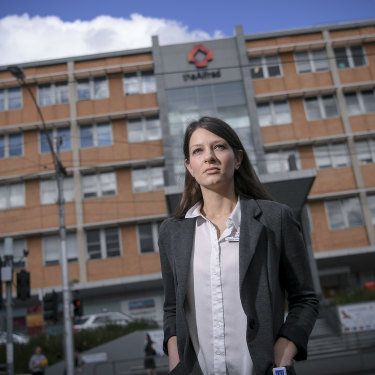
144,333 -> 157,375
159,117 -> 319,375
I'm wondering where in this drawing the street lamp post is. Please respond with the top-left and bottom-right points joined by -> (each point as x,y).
7,65 -> 75,375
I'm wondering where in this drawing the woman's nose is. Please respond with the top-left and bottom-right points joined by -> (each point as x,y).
203,149 -> 216,162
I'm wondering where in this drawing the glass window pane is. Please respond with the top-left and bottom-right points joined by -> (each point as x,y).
145,117 -> 161,141
40,130 -> 52,153
0,186 -> 6,209
314,145 -> 332,169
105,227 -> 120,257
326,200 -> 345,230
10,183 -> 25,207
124,73 -> 139,95
345,93 -> 361,115
138,223 -> 154,253
57,128 -> 71,151
257,103 -> 272,126
355,140 -> 373,164
332,143 -> 350,167
38,84 -> 53,106
93,77 -> 109,99
63,178 -> 75,202
350,46 -> 366,67
0,136 -> 4,158
266,55 -> 281,77
0,90 -> 5,110
361,90 -> 375,113
295,52 -> 311,73
80,125 -> 94,148
265,152 -> 281,173
151,167 -> 164,190
141,72 -> 156,93
249,57 -> 264,79
368,195 -> 375,225
132,169 -> 148,193
97,123 -> 112,146
77,80 -> 90,101
82,175 -> 98,198
67,233 -> 78,261
44,235 -> 59,265
127,119 -> 144,143
334,47 -> 349,69
8,88 -> 22,110
322,95 -> 338,118
41,179 -> 57,204
343,197 -> 363,227
86,230 -> 101,259
312,50 -> 329,72
100,172 -> 116,196
305,97 -> 321,120
274,101 -> 291,124
55,82 -> 69,104
9,134 -> 22,157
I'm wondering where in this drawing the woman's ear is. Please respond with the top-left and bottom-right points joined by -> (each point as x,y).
235,150 -> 243,169
185,159 -> 194,177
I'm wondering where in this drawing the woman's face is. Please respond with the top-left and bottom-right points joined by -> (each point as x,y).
185,128 -> 242,192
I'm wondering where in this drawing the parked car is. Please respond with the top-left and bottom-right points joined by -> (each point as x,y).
0,332 -> 29,344
73,312 -> 133,331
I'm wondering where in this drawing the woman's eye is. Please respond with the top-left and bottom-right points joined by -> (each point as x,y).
215,144 -> 225,150
192,148 -> 202,155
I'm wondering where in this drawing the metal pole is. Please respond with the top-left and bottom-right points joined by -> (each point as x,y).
56,138 -> 75,375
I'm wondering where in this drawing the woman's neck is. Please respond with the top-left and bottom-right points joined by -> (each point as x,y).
200,188 -> 238,220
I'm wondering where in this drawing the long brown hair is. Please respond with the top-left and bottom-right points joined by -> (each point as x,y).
175,116 -> 273,218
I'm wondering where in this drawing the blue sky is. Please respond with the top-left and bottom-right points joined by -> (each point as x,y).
0,0 -> 374,65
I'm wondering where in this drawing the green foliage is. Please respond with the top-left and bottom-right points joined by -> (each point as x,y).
0,320 -> 158,374
329,287 -> 375,306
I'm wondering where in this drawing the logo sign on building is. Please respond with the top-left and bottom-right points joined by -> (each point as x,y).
184,44 -> 221,82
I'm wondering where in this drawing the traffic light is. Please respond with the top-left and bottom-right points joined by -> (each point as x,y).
73,298 -> 83,318
17,270 -> 30,300
43,291 -> 58,323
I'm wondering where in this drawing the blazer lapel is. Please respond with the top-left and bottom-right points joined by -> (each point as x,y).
239,198 -> 265,287
173,218 -> 196,302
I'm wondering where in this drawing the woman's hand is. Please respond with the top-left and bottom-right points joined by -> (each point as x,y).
167,336 -> 180,371
274,337 -> 297,367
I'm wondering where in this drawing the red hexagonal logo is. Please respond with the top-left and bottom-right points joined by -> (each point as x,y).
187,44 -> 213,68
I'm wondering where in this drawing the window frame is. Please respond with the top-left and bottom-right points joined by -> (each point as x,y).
82,171 -> 117,199
313,142 -> 351,169
0,133 -> 23,158
304,94 -> 339,121
131,166 -> 164,193
127,116 -> 162,143
79,122 -> 113,149
325,197 -> 364,231
85,227 -> 122,260
345,89 -> 375,115
40,177 -> 75,205
42,232 -> 78,266
0,238 -> 26,269
39,127 -> 72,154
368,195 -> 375,225
76,76 -> 109,101
0,87 -> 22,111
355,138 -> 375,165
257,100 -> 292,127
249,55 -> 283,79
137,221 -> 162,254
294,49 -> 329,74
37,81 -> 69,106
123,71 -> 156,95
265,148 -> 301,173
0,182 -> 25,210
334,45 -> 367,69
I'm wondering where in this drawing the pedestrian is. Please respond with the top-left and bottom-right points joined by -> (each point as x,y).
144,333 -> 157,375
28,346 -> 48,375
159,117 -> 319,374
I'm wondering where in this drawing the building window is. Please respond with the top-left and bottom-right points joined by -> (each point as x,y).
127,116 -> 162,143
40,177 -> 74,205
0,239 -> 26,269
294,49 -> 329,73
355,138 -> 375,164
265,149 -> 301,173
79,122 -> 112,148
334,45 -> 366,69
0,133 -> 23,158
82,172 -> 116,198
368,195 -> 375,225
0,183 -> 25,210
39,127 -> 71,153
304,95 -> 338,121
76,77 -> 109,101
0,87 -> 22,111
86,227 -> 121,260
132,166 -> 164,193
257,100 -> 292,127
123,71 -> 156,95
344,90 -> 375,115
38,82 -> 69,106
43,233 -> 78,266
137,221 -> 162,253
313,142 -> 350,169
249,55 -> 282,79
325,197 -> 364,230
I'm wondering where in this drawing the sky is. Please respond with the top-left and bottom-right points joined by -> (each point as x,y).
0,0 -> 374,66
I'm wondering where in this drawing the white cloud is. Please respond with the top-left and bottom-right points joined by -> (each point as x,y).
0,13 -> 225,65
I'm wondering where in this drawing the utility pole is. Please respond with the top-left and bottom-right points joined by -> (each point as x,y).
6,65 -> 75,375
3,238 -> 14,375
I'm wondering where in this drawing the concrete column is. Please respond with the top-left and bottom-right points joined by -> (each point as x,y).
323,30 -> 375,246
67,60 -> 87,283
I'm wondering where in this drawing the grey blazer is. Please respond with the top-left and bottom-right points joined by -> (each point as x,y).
158,198 -> 319,375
